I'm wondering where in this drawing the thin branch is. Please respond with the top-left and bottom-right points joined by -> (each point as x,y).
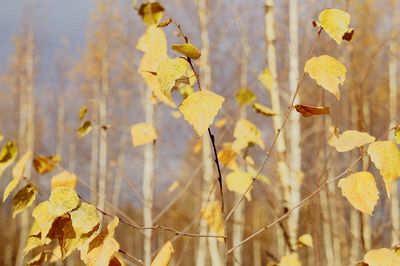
225,27 -> 322,223
226,125 -> 398,254
119,249 -> 145,266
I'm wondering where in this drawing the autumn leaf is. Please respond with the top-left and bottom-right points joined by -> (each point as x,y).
157,18 -> 172,28
179,90 -> 225,136
317,9 -> 351,44
171,43 -> 201,59
77,120 -> 92,137
131,123 -> 157,147
167,181 -> 180,193
298,234 -> 313,248
294,104 -> 329,117
49,187 -> 80,217
51,171 -> 77,190
151,241 -> 174,266
3,150 -> 33,202
33,155 -> 61,175
80,217 -> 120,266
138,2 -> 164,26
304,55 -> 346,100
201,201 -> 224,237
364,248 -> 400,266
0,141 -> 18,178
338,172 -> 379,215
258,68 -> 273,91
79,105 -> 88,120
368,141 -> 400,197
12,184 -> 38,217
24,235 -> 51,255
217,143 -> 238,171
226,170 -> 253,201
232,119 -> 265,152
157,57 -> 193,101
328,130 -> 375,152
214,118 -> 227,128
252,102 -> 276,116
235,87 -> 256,107
395,126 -> 400,144
70,202 -> 100,236
32,201 -> 56,241
279,253 -> 301,266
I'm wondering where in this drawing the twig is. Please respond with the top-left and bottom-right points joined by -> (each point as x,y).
226,125 -> 398,254
119,249 -> 145,266
225,27 -> 322,223
79,195 -> 225,239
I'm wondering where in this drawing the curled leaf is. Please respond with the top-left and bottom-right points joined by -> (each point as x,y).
171,43 -> 201,60
0,141 -> 18,178
33,155 -> 61,175
252,102 -> 276,116
295,104 -> 329,117
138,2 -> 164,26
77,121 -> 92,137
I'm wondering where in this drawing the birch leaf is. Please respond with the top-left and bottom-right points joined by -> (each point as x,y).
12,184 -> 38,217
338,172 -> 379,215
33,155 -> 60,175
51,171 -> 77,190
395,127 -> 400,144
32,201 -> 56,241
179,90 -> 225,136
137,26 -> 168,71
49,187 -> 80,217
217,143 -> 238,171
226,170 -> 253,201
138,2 -> 164,26
279,253 -> 301,266
77,121 -> 92,137
252,102 -> 276,116
151,241 -> 174,266
258,68 -> 273,90
79,105 -> 87,120
298,234 -> 313,248
24,235 -> 51,255
304,55 -> 346,100
368,141 -> 400,197
171,43 -> 201,59
157,58 -> 193,101
232,119 -> 265,152
157,18 -> 172,28
80,217 -> 120,266
130,123 -> 157,147
294,104 -> 329,117
167,181 -> 180,193
201,201 -> 224,237
328,130 -> 375,152
4,151 -> 33,201
70,202 -> 99,236
235,87 -> 256,107
364,248 -> 400,266
318,9 -> 351,44
214,118 -> 227,128
0,141 -> 18,178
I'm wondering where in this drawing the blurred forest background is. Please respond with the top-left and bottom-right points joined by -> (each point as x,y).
0,0 -> 399,265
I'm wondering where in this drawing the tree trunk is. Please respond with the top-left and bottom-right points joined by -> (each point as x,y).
90,81 -> 99,205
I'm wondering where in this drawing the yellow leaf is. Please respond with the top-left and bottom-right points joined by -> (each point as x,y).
51,170 -> 77,190
12,184 -> 38,217
368,141 -> 400,198
395,127 -> 400,145
279,253 -> 301,266
32,201 -> 56,241
247,166 -> 270,185
318,9 -> 351,44
167,181 -> 180,193
80,217 -> 120,266
192,139 -> 202,154
226,170 -> 253,201
258,68 -> 273,91
27,252 -> 47,266
217,143 -> 238,171
49,187 -> 80,217
364,248 -> 400,266
79,105 -> 88,120
252,102 -> 276,116
157,57 -> 193,101
141,72 -> 176,108
3,151 -> 32,201
304,55 -> 346,100
235,87 -> 256,107
23,235 -> 51,255
232,119 -> 265,152
138,2 -> 164,26
77,121 -> 92,137
0,141 -> 18,178
151,241 -> 174,266
201,201 -> 224,237
179,90 -> 225,136
338,172 -> 379,215
328,130 -> 375,152
171,43 -> 201,59
137,26 -> 168,72
131,123 -> 157,147
298,234 -> 314,248
157,18 -> 172,28
33,155 -> 60,175
70,202 -> 100,236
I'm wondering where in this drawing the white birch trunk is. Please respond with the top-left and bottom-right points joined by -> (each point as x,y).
90,81 -> 99,205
